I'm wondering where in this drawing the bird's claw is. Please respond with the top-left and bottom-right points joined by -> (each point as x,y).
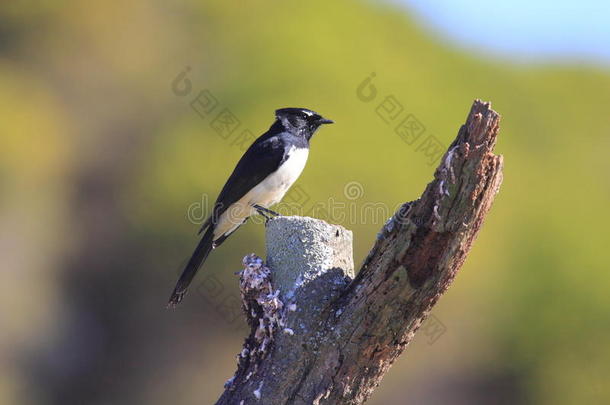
253,204 -> 280,223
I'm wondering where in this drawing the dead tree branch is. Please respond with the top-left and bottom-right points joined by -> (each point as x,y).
216,99 -> 504,405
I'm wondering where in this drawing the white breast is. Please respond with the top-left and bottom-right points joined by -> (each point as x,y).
252,146 -> 309,206
214,146 -> 309,239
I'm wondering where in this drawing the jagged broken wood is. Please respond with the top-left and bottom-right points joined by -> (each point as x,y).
216,100 -> 504,405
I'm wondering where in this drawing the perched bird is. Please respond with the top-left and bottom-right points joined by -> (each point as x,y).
168,107 -> 333,307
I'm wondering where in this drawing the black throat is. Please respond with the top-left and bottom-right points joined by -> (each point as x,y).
268,120 -> 312,147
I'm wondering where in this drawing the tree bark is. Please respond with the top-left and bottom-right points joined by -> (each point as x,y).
216,99 -> 504,405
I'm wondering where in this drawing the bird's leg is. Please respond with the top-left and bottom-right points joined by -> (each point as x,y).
257,210 -> 272,222
253,204 -> 280,224
253,204 -> 280,217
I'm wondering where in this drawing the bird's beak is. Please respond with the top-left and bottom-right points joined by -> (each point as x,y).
318,118 -> 334,125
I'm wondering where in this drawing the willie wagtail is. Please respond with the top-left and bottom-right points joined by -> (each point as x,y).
168,107 -> 333,307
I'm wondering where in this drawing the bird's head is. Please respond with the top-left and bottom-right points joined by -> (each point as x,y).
275,108 -> 333,138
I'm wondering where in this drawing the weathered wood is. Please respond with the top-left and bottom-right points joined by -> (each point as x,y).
266,216 -> 354,300
216,100 -> 503,405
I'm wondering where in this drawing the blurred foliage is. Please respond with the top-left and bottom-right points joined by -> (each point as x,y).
1,0 -> 609,404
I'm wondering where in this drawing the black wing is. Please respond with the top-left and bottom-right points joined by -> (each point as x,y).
198,129 -> 286,234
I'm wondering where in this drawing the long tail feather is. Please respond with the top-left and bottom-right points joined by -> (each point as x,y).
167,227 -> 215,308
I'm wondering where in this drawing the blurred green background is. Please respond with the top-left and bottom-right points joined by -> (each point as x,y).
1,1 -> 609,404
